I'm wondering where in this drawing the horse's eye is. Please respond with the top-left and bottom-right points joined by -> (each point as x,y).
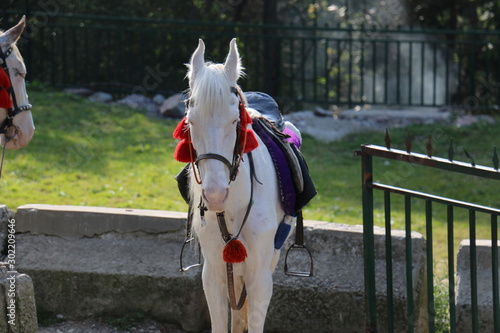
13,68 -> 26,78
232,118 -> 238,125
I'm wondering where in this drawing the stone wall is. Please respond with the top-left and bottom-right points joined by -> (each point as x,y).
14,204 -> 428,332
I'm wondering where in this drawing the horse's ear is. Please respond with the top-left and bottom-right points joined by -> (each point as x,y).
0,16 -> 26,46
188,39 -> 205,83
224,38 -> 241,83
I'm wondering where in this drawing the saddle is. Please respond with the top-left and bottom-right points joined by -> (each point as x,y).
245,91 -> 316,214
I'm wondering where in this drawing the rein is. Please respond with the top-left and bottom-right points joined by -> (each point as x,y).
0,45 -> 32,179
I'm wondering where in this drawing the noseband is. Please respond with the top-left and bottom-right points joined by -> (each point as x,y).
0,46 -> 33,138
192,87 -> 246,184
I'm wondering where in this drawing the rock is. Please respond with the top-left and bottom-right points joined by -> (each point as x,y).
314,106 -> 334,117
159,93 -> 186,118
63,88 -> 94,97
152,94 -> 166,105
454,114 -> 496,127
115,94 -> 158,113
88,92 -> 113,104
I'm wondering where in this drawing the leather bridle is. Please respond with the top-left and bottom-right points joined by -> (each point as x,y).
191,87 -> 245,185
0,45 -> 33,138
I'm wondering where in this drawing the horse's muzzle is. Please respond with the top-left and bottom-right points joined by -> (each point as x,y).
202,187 -> 229,212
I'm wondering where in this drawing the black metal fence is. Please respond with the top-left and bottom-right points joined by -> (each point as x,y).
356,135 -> 500,332
2,9 -> 500,111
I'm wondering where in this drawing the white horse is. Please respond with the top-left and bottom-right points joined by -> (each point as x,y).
0,16 -> 35,150
176,39 -> 287,333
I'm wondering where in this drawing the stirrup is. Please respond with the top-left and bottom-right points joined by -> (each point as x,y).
179,237 -> 202,272
284,243 -> 313,277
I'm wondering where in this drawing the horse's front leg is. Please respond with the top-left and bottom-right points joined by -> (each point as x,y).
245,266 -> 274,333
202,262 -> 229,333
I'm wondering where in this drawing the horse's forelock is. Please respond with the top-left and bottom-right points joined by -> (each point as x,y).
189,63 -> 236,117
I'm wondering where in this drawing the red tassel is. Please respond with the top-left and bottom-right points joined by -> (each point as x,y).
0,69 -> 12,109
0,90 -> 11,109
173,117 -> 190,140
223,239 -> 248,263
174,139 -> 196,163
242,129 -> 259,154
239,103 -> 252,127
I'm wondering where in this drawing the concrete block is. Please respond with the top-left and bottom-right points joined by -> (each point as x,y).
0,205 -> 15,256
16,204 -> 208,332
456,239 -> 500,332
15,205 -> 427,332
0,266 -> 38,333
269,221 -> 427,333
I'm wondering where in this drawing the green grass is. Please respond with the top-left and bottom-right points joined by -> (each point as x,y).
1,85 -> 499,264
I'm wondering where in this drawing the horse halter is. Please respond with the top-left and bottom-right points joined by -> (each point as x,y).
0,45 -> 33,138
192,87 -> 248,185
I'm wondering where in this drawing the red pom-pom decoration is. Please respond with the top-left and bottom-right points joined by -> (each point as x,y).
0,68 -> 12,109
239,102 -> 253,127
174,139 -> 196,163
222,239 -> 248,263
242,130 -> 259,154
173,117 -> 190,140
238,102 -> 258,155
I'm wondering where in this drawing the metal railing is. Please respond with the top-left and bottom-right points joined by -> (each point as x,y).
355,134 -> 500,332
2,9 -> 500,110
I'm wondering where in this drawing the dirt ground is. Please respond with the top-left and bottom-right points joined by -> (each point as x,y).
37,318 -> 191,333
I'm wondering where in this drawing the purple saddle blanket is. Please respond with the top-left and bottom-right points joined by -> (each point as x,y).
252,118 -> 316,216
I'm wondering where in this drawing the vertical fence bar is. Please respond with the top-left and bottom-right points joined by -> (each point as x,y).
469,209 -> 478,333
420,42 -> 425,105
444,43 -> 450,105
360,39 -> 365,104
289,37 -> 294,101
447,205 -> 457,333
492,214 -> 500,332
50,28 -> 56,87
408,42 -> 413,105
313,36 -> 317,102
348,34 -> 353,107
405,195 -> 414,332
396,41 -> 401,104
425,200 -> 436,332
384,40 -> 389,104
61,26 -> 67,88
361,148 -> 377,332
432,41 -> 438,105
384,190 -> 394,333
301,38 -> 306,102
336,39 -> 341,104
324,40 -> 329,102
372,41 -> 377,104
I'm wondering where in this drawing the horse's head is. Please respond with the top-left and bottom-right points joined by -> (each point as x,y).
185,38 -> 246,212
0,16 -> 35,149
